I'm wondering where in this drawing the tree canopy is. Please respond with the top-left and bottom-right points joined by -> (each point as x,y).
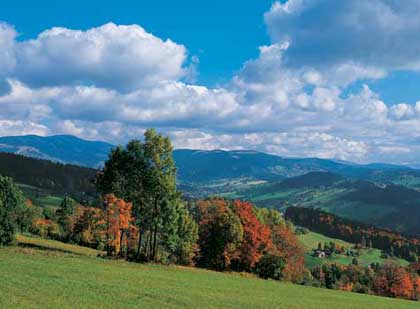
0,175 -> 25,245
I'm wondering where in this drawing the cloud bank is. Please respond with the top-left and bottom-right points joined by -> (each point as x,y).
1,1 -> 420,165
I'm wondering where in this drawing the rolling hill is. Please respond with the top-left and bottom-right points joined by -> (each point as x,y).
0,152 -> 97,206
227,172 -> 420,236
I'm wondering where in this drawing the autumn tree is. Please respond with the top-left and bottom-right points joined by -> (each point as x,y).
232,200 -> 272,270
104,194 -> 132,257
197,199 -> 243,270
258,208 -> 305,282
30,218 -> 60,239
71,206 -> 106,249
0,175 -> 25,245
96,129 -> 195,263
389,267 -> 414,299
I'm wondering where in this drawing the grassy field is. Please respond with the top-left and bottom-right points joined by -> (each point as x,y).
298,231 -> 352,250
0,236 -> 418,308
298,231 -> 409,268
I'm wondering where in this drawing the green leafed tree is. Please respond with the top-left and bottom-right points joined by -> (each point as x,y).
56,197 -> 77,235
196,199 -> 244,270
96,128 -> 196,263
0,175 -> 25,245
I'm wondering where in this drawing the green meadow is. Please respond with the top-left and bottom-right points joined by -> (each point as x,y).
0,235 -> 417,309
298,231 -> 409,268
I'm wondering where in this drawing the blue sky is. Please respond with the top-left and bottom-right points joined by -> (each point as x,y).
0,0 -> 273,86
1,0 -> 420,164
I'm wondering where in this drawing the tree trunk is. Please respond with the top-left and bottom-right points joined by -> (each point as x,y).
136,231 -> 143,261
119,230 -> 125,257
152,227 -> 158,261
146,231 -> 152,261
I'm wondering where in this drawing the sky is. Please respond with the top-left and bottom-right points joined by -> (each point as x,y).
1,0 -> 420,165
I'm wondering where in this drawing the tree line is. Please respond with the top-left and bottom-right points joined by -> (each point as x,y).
307,262 -> 420,301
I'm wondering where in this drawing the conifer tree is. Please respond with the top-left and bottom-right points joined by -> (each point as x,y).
0,175 -> 25,245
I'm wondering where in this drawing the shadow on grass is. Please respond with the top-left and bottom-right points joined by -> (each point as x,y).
18,242 -> 91,256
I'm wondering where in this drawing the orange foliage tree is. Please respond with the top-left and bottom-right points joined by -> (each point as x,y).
255,208 -> 305,282
389,267 -> 414,299
232,200 -> 272,270
270,222 -> 305,282
72,206 -> 106,249
196,198 -> 243,270
104,194 -> 133,257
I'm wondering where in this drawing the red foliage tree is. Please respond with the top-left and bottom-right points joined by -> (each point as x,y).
196,199 -> 243,270
232,200 -> 272,270
390,267 -> 414,299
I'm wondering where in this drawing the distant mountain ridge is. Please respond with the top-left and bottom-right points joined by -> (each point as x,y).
0,135 -> 419,188
0,135 -> 114,168
0,135 -> 419,236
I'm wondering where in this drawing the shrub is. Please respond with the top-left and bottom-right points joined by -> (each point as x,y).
255,253 -> 286,280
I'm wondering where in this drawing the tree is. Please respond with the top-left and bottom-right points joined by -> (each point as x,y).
232,200 -> 272,270
0,175 -> 25,245
30,218 -> 60,239
16,199 -> 42,233
197,199 -> 243,270
96,129 -> 189,263
71,206 -> 106,249
270,222 -> 305,282
56,197 -> 77,236
259,208 -> 305,282
255,253 -> 286,280
142,128 -> 181,261
104,194 -> 132,257
168,205 -> 198,265
390,267 -> 414,299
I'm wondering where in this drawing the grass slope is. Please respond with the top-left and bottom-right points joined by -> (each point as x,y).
298,231 -> 352,251
0,236 -> 417,308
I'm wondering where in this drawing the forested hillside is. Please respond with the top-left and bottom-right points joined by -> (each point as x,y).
0,152 -> 96,197
227,172 -> 420,236
286,207 -> 420,262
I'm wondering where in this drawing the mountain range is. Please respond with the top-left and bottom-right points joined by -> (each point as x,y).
0,134 -> 419,235
0,135 -> 418,188
0,135 -> 113,168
